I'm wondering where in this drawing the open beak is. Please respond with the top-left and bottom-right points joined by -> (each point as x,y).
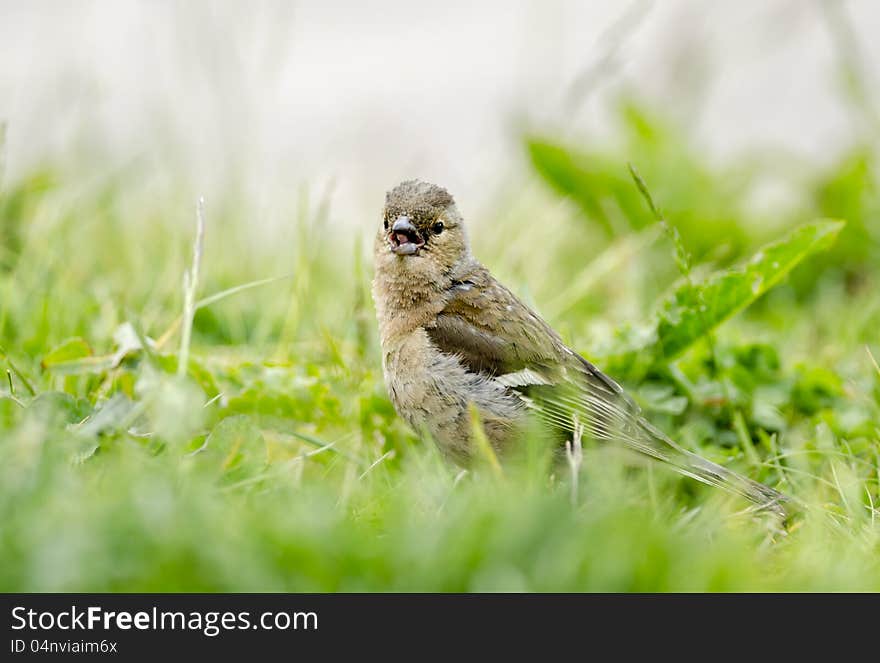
388,216 -> 425,255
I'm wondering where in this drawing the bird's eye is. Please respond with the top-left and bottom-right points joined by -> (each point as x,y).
432,221 -> 444,234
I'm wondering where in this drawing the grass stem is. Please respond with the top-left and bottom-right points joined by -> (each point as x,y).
177,197 -> 206,378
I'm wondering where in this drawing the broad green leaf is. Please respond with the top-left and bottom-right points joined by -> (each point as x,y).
526,126 -> 755,261
657,219 -> 844,359
41,337 -> 92,370
40,322 -> 154,375
607,219 -> 845,373
527,138 -> 648,235
40,354 -> 117,375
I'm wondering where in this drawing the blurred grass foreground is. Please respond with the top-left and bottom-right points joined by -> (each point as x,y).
1,90 -> 880,591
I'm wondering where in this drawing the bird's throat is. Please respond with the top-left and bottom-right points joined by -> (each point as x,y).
372,268 -> 446,344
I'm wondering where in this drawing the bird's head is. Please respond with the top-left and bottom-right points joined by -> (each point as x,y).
374,180 -> 469,286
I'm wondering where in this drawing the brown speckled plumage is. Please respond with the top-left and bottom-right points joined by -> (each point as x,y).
372,179 -> 790,515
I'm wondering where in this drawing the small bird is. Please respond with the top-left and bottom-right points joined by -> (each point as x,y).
372,179 -> 787,515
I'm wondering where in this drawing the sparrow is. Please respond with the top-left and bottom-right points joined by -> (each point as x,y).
372,179 -> 787,515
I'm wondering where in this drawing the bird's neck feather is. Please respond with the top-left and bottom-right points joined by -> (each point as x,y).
373,268 -> 443,343
372,255 -> 477,344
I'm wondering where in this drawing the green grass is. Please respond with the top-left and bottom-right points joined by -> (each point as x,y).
1,103 -> 879,591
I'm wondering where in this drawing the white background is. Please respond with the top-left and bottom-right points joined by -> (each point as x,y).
1,1 -> 878,224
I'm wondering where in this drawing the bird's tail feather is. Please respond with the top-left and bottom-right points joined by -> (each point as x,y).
527,387 -> 791,517
633,418 -> 791,518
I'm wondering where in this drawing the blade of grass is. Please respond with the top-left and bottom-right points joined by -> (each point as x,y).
732,410 -> 762,467
178,196 -> 206,377
867,345 -> 880,378
359,450 -> 395,481
281,429 -> 366,466
155,274 -> 294,350
469,403 -> 503,478
0,345 -> 36,397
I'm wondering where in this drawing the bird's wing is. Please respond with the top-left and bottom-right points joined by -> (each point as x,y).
428,268 -> 789,515
427,268 -> 566,376
428,268 -> 625,397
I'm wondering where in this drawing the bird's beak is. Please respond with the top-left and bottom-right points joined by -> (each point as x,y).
388,216 -> 425,255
